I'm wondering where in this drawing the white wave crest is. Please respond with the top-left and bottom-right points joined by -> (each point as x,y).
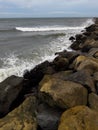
16,18 -> 94,32
16,26 -> 84,32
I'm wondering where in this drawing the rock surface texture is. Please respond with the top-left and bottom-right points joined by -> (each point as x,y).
40,77 -> 87,109
0,96 -> 37,130
58,106 -> 98,130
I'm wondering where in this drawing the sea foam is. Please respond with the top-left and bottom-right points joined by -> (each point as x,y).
0,18 -> 94,82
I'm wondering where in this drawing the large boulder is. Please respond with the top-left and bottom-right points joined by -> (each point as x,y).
52,70 -> 73,80
82,39 -> 98,48
40,77 -> 87,109
64,70 -> 96,93
0,75 -> 23,117
58,106 -> 98,130
52,70 -> 95,92
74,55 -> 98,73
71,38 -> 98,52
0,96 -> 37,130
89,93 -> 98,112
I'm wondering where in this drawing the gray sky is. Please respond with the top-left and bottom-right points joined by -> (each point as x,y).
0,0 -> 97,17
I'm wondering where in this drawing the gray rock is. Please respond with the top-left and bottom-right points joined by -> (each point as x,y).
36,103 -> 62,130
0,75 -> 23,116
64,69 -> 96,93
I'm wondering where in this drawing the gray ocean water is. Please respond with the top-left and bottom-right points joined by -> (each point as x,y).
0,18 -> 94,82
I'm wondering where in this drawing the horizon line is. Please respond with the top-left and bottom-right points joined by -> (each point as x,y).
0,16 -> 95,19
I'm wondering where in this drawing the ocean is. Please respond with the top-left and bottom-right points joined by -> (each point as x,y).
0,18 -> 94,82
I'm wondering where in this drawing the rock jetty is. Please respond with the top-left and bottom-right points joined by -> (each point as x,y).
0,18 -> 98,130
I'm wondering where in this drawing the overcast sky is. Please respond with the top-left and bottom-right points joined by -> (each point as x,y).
0,0 -> 97,18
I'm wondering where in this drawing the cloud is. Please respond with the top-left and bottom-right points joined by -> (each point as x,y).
0,0 -> 55,8
0,0 -> 97,17
50,11 -> 80,15
0,0 -> 97,10
0,0 -> 89,8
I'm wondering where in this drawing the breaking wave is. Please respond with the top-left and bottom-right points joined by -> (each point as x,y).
15,19 -> 94,32
16,26 -> 84,32
0,18 -> 94,82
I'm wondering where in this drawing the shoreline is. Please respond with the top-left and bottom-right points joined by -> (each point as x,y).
0,18 -> 98,130
0,18 -> 94,83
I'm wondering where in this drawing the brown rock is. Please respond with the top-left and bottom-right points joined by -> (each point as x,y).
82,39 -> 98,48
89,93 -> 98,112
74,55 -> 98,73
52,70 -> 73,80
39,75 -> 51,90
51,69 -> 95,93
0,96 -> 37,130
58,106 -> 98,130
40,77 -> 87,109
73,55 -> 87,69
77,59 -> 98,72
